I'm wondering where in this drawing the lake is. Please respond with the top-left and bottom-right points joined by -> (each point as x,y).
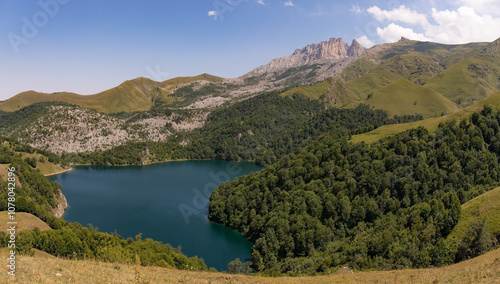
48,160 -> 262,271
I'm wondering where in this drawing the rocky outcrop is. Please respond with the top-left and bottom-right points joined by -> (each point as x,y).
347,39 -> 366,57
481,37 -> 500,54
7,105 -> 208,154
53,191 -> 68,218
247,38 -> 366,75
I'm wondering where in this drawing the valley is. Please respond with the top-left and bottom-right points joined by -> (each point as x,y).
2,35 -> 500,282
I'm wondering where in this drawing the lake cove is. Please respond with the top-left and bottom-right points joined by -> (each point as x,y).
48,160 -> 262,271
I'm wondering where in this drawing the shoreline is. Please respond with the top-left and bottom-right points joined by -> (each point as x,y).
43,158 -> 228,176
44,168 -> 73,177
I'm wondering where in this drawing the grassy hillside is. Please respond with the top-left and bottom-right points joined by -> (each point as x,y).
281,39 -> 497,119
0,74 -> 224,113
280,79 -> 332,100
447,186 -> 500,244
0,211 -> 51,232
1,245 -> 499,283
0,80 -> 156,113
351,90 -> 500,144
0,138 -> 66,176
282,69 -> 402,107
425,54 -> 500,106
364,78 -> 458,117
19,153 -> 65,176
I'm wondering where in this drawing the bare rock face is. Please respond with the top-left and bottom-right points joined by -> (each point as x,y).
248,38 -> 366,75
53,191 -> 68,218
347,39 -> 366,57
482,37 -> 500,54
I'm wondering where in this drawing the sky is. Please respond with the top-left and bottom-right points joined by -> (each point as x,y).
1,0 -> 499,100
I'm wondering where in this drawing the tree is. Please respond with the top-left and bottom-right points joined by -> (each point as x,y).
227,258 -> 252,274
456,218 -> 493,261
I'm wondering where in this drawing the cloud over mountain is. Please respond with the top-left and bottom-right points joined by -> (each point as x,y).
365,3 -> 500,44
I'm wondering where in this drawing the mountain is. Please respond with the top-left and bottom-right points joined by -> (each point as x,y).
2,37 -> 500,130
0,38 -> 367,114
0,74 -> 223,113
284,37 -> 500,117
246,38 -> 366,76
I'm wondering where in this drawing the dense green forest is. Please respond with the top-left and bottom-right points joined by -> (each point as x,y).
64,92 -> 421,166
209,105 -> 500,275
0,221 -> 207,271
0,137 -> 62,221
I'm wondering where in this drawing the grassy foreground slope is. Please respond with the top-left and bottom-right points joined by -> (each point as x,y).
1,247 -> 499,283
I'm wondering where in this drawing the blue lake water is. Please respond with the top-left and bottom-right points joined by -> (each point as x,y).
48,160 -> 262,271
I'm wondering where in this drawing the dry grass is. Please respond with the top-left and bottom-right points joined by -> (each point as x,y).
0,211 -> 51,232
1,246 -> 499,283
0,74 -> 224,114
0,164 -> 10,182
19,153 -> 66,176
0,164 -> 21,187
448,186 -> 500,242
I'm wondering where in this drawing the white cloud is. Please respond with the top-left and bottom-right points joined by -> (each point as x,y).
350,4 -> 363,15
367,5 -> 430,27
357,36 -> 376,48
376,23 -> 431,43
283,1 -> 294,7
459,0 -> 500,17
366,4 -> 500,44
428,6 -> 500,43
256,0 -> 265,5
208,10 -> 219,20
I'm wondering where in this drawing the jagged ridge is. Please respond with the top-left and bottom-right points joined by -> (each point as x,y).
247,38 -> 366,75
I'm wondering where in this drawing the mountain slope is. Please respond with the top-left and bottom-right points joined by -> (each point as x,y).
365,78 -> 459,117
281,38 -> 498,118
351,90 -> 500,144
447,185 -> 500,244
0,74 -> 224,113
425,53 -> 500,105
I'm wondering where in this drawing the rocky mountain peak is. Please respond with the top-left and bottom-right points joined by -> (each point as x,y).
347,39 -> 365,57
291,38 -> 350,59
246,37 -> 366,76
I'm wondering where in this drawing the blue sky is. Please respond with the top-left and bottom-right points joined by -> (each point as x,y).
1,0 -> 499,100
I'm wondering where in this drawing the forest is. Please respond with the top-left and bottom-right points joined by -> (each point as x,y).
62,92 -> 421,166
209,105 -> 500,275
0,137 -> 62,221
